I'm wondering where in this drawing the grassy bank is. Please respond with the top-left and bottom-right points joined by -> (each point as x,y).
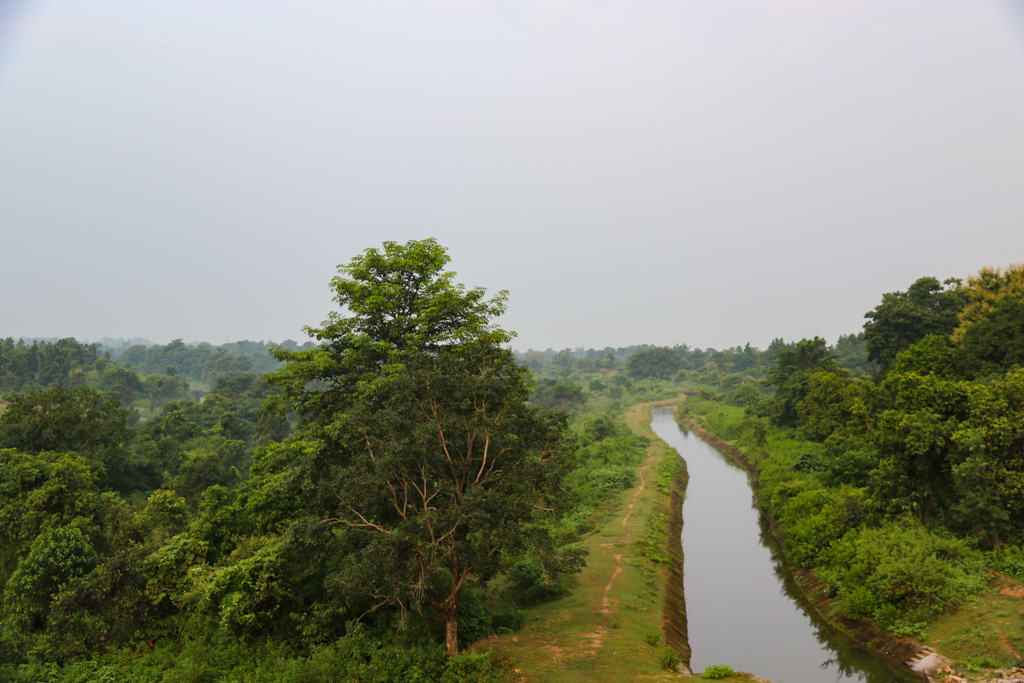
478,398 -> 763,683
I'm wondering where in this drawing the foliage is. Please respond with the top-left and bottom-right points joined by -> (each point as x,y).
820,521 -> 986,622
0,386 -> 133,458
626,347 -> 682,380
702,664 -> 734,679
956,295 -> 1024,378
440,652 -> 504,683
863,276 -> 966,370
531,380 -> 584,411
763,337 -> 844,427
0,338 -> 100,394
660,646 -> 680,671
951,263 -> 1024,344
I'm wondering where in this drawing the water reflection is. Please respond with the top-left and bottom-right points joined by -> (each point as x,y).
651,409 -> 921,683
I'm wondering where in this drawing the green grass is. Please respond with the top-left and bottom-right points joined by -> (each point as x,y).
477,399 -> 696,683
925,581 -> 1024,677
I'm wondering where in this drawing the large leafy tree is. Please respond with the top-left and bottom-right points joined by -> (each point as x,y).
951,262 -> 1024,344
265,239 -> 575,656
955,295 -> 1024,379
862,276 -> 966,371
326,342 -> 574,655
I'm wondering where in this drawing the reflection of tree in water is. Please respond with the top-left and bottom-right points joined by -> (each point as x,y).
754,513 -> 920,683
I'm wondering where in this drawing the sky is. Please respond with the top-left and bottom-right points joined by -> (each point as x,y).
1,0 -> 1023,352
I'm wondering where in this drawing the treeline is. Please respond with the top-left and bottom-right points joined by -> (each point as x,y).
115,339 -> 314,383
1,338 -> 316,413
680,266 -> 1024,651
0,338 -> 102,394
519,332 -> 873,416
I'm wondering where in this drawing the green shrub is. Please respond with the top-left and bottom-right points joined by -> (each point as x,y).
441,652 -> 503,683
702,664 -> 734,679
660,647 -> 681,671
821,520 -> 986,620
590,466 -> 635,493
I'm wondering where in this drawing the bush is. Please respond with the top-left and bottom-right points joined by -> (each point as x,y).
703,664 -> 734,679
590,466 -> 635,492
820,520 -> 986,620
660,647 -> 681,671
441,652 -> 503,683
504,559 -> 566,604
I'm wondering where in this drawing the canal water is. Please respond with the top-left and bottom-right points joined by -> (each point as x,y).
650,408 -> 920,683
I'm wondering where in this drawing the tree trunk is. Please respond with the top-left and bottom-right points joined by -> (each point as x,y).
444,577 -> 462,657
445,610 -> 459,657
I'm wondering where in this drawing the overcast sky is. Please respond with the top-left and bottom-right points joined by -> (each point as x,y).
2,1 -> 1023,352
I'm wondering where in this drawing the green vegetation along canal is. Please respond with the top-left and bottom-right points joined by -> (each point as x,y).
651,408 -> 920,683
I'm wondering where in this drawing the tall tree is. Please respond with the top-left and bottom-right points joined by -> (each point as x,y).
863,276 -> 966,371
326,342 -> 574,656
951,262 -> 1024,344
265,239 -> 575,656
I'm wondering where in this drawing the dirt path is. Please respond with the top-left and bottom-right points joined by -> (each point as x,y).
477,398 -> 685,682
600,453 -> 655,617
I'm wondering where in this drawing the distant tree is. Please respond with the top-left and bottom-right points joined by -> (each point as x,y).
763,337 -> 844,427
626,347 -> 682,380
532,379 -> 584,411
889,335 -> 958,378
595,351 -> 616,371
0,386 -> 133,457
833,332 -> 877,377
551,349 -> 576,377
863,277 -> 966,371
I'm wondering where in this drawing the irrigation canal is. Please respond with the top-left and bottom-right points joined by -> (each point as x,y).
650,408 -> 921,683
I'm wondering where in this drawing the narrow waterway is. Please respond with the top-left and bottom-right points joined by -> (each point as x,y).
650,408 -> 920,683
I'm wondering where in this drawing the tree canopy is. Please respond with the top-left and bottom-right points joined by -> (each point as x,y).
626,347 -> 683,380
863,276 -> 966,371
268,238 -> 512,430
951,262 -> 1024,344
763,337 -> 844,427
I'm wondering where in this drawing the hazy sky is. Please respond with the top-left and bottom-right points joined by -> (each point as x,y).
2,1 -> 1023,351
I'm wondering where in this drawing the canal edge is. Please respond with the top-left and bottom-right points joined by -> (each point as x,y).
663,420 -> 691,674
677,416 -> 940,683
628,399 -> 693,675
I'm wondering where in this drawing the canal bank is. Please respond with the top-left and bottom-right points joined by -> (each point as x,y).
663,408 -> 933,682
475,397 -> 703,682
